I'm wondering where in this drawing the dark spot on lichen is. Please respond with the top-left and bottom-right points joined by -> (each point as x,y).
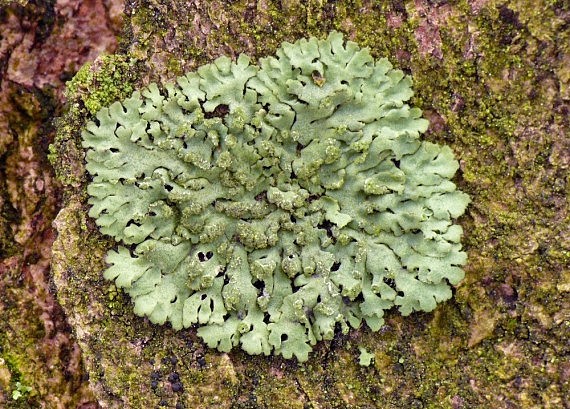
204,104 -> 230,119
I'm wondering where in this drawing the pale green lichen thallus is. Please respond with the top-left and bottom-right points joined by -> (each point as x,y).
82,31 -> 470,362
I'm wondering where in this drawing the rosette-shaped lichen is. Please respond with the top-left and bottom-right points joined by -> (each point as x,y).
82,32 -> 470,362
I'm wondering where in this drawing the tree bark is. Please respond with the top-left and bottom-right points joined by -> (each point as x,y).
0,1 -> 122,407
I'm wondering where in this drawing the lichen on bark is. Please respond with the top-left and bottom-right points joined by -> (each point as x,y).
49,0 -> 569,408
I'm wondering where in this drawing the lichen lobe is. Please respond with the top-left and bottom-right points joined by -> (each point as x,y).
82,31 -> 469,362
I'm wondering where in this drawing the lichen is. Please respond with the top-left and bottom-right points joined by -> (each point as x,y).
82,32 -> 469,362
358,347 -> 375,367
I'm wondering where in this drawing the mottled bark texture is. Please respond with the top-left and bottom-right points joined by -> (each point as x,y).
3,0 -> 570,408
0,1 -> 122,407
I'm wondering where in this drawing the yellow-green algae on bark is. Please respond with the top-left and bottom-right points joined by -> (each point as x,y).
51,0 -> 569,408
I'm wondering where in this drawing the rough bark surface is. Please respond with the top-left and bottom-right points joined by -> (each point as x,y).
2,0 -> 569,408
0,1 -> 122,407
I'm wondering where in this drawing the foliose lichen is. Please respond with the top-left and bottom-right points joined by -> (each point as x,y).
82,31 -> 470,362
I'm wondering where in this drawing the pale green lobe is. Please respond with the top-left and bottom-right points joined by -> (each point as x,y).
82,31 -> 470,362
